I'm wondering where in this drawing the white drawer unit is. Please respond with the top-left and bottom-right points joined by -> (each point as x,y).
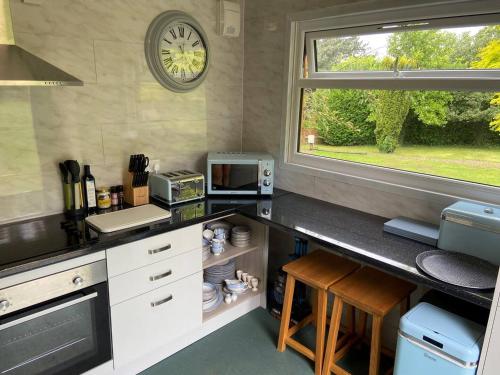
108,248 -> 201,306
111,272 -> 202,368
106,224 -> 202,277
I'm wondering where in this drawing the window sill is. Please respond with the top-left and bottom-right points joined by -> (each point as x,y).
281,152 -> 500,206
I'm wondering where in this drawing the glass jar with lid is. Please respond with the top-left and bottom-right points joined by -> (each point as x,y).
96,187 -> 111,209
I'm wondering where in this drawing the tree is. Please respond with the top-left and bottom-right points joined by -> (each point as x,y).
388,30 -> 462,69
371,90 -> 411,152
471,25 -> 500,65
473,37 -> 500,132
316,36 -> 368,71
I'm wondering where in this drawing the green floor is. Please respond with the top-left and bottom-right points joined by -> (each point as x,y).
141,308 -> 392,375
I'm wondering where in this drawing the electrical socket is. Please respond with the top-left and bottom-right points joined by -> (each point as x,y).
147,159 -> 160,173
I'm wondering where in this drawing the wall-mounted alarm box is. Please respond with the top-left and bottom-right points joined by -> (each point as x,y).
217,0 -> 240,38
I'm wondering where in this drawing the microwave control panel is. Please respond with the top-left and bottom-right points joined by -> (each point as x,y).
260,158 -> 274,195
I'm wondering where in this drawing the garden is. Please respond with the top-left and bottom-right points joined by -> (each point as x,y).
300,25 -> 500,186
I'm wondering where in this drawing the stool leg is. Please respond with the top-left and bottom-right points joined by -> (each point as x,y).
315,289 -> 327,375
369,315 -> 383,375
277,275 -> 296,352
312,288 -> 318,327
322,297 -> 343,375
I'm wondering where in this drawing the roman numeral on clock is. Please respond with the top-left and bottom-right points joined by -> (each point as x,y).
161,49 -> 171,55
163,57 -> 173,69
192,40 -> 200,47
171,65 -> 179,74
178,26 -> 184,38
187,31 -> 192,40
169,29 -> 177,39
163,38 -> 171,45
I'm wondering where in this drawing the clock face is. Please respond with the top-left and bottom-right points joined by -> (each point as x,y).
158,22 -> 207,84
145,11 -> 210,92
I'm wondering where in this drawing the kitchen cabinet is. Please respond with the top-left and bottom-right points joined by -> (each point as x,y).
106,225 -> 204,370
111,272 -> 202,368
106,216 -> 268,374
108,248 -> 202,306
106,224 -> 201,277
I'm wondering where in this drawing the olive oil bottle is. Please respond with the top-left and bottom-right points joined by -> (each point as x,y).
82,165 -> 97,214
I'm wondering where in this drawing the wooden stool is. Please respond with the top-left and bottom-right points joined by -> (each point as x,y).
322,267 -> 416,375
277,250 -> 360,375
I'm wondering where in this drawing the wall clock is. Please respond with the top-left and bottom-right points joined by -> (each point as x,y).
145,11 -> 210,93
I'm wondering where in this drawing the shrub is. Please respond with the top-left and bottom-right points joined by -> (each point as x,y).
371,90 -> 411,153
306,89 -> 375,146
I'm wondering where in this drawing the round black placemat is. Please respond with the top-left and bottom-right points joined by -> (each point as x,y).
416,250 -> 498,290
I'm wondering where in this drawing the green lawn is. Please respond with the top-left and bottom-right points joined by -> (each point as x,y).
300,144 -> 500,186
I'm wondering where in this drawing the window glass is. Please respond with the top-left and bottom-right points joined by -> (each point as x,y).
313,24 -> 500,72
299,88 -> 500,186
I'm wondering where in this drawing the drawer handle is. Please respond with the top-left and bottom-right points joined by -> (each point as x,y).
148,244 -> 171,255
150,294 -> 173,308
149,270 -> 172,282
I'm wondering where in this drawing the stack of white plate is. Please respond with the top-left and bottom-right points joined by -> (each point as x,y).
206,221 -> 233,240
223,279 -> 249,295
231,226 -> 251,247
202,282 -> 222,312
204,259 -> 236,286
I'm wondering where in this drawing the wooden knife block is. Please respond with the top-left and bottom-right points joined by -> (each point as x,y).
124,172 -> 149,206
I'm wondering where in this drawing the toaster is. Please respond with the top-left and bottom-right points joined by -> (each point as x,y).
149,170 -> 205,205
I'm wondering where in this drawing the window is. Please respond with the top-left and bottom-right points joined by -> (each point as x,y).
283,2 -> 500,201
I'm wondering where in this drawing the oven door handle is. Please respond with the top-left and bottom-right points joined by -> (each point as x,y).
0,292 -> 98,331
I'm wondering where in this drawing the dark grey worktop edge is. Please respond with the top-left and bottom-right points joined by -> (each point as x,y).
241,212 -> 492,308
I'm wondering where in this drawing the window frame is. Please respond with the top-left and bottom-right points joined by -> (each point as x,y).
281,0 -> 500,205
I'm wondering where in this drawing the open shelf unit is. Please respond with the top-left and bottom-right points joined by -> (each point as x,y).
203,243 -> 259,269
203,290 -> 264,323
201,214 -> 268,323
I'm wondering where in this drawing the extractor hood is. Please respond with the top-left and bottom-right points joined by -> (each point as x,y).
0,0 -> 82,86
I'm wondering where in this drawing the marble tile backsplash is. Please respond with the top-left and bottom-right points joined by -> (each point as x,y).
0,0 -> 244,223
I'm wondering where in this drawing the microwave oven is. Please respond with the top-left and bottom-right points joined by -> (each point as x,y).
207,152 -> 274,195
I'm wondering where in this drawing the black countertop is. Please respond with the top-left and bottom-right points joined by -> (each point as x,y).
0,189 -> 494,307
239,193 -> 495,308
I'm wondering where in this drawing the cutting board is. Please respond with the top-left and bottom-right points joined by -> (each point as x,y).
85,204 -> 171,233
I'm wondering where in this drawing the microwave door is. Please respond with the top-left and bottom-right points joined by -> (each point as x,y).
210,164 -> 259,193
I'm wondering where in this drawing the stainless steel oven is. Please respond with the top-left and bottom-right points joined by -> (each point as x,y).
0,260 -> 111,375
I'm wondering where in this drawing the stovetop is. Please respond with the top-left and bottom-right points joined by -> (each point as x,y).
0,213 -> 99,271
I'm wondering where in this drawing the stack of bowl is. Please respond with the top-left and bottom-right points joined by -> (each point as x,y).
231,226 -> 251,248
